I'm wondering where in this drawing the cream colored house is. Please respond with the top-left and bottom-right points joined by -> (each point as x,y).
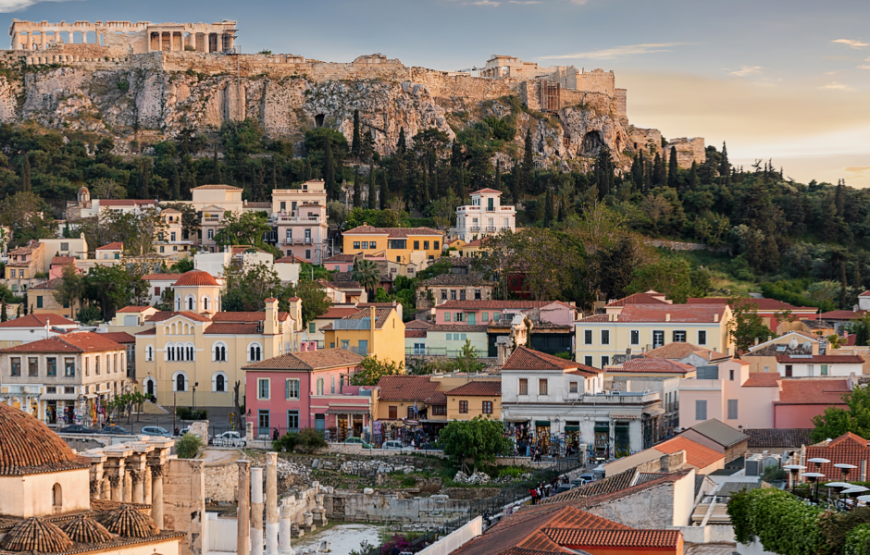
575,303 -> 733,369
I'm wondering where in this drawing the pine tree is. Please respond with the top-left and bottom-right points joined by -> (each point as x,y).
396,127 -> 406,154
351,109 -> 361,158
20,154 -> 30,193
213,143 -> 222,184
368,165 -> 377,209
1,297 -> 7,323
324,136 -> 335,199
667,146 -> 679,188
836,178 -> 846,218
689,161 -> 698,191
353,166 -> 362,208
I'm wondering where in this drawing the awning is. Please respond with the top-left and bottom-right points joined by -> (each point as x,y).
40,394 -> 79,401
564,425 -> 580,432
326,408 -> 370,415
503,417 -> 530,423
643,407 -> 666,417
593,425 -> 609,433
610,414 -> 640,420
535,421 -> 550,427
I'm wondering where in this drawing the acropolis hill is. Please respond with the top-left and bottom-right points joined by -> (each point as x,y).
2,18 -> 704,170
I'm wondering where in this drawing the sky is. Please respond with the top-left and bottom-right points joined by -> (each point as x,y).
4,0 -> 870,186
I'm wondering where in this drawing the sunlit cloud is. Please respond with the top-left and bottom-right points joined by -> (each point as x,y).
833,39 -> 869,49
729,66 -> 762,77
821,82 -> 856,91
0,0 -> 79,12
471,0 -> 500,5
509,1 -> 541,3
540,42 -> 684,60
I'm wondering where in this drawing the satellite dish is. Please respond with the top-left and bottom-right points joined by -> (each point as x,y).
789,338 -> 799,350
803,342 -> 812,351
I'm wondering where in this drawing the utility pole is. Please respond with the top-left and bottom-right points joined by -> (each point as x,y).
173,392 -> 177,435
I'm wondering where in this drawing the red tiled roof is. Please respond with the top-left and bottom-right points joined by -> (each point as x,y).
344,225 -> 444,237
405,320 -> 433,329
542,528 -> 681,548
437,300 -> 550,310
605,292 -> 670,307
191,184 -> 243,191
142,273 -> 184,281
118,306 -> 151,313
471,188 -> 503,195
275,255 -> 310,264
97,332 -> 136,344
203,323 -> 262,335
377,376 -> 439,402
582,303 -> 728,323
0,314 -> 77,328
776,379 -> 851,405
816,310 -> 868,321
243,349 -> 364,371
610,358 -> 694,374
0,332 -> 124,354
654,437 -> 723,469
775,354 -> 864,363
447,382 -> 501,396
805,432 -> 870,480
98,199 -> 156,207
503,347 -> 584,371
212,311 -> 291,323
145,311 -> 211,323
29,278 -> 63,291
174,270 -> 220,287
317,307 -> 361,320
642,342 -> 730,362
50,256 -> 75,266
405,330 -> 427,338
96,242 -> 124,251
743,373 -> 781,387
426,390 -> 448,405
688,297 -> 817,311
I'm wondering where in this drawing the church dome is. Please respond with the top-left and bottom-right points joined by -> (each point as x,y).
173,270 -> 219,287
99,505 -> 160,538
0,403 -> 88,475
0,518 -> 73,552
60,515 -> 113,544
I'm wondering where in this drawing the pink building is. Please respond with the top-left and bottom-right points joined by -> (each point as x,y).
433,300 -> 576,326
242,347 -> 373,440
678,359 -> 852,430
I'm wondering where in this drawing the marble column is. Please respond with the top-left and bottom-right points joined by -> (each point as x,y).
109,475 -> 122,501
150,463 -> 164,529
278,503 -> 294,555
266,453 -> 279,555
130,470 -> 143,504
237,461 -> 251,555
251,467 -> 264,555
101,478 -> 110,500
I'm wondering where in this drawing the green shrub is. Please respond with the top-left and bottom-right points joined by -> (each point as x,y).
728,488 -> 825,553
116,80 -> 129,93
497,467 -> 525,479
846,524 -> 870,555
294,428 -> 327,454
176,407 -> 208,420
176,433 -> 202,459
272,432 -> 298,453
401,476 -> 417,487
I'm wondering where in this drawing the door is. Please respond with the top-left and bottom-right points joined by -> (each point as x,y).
258,410 -> 270,438
467,313 -> 476,325
357,340 -> 368,356
315,414 -> 326,432
146,380 -> 155,396
652,331 -> 665,349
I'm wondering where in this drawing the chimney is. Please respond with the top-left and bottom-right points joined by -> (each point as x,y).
665,313 -> 670,322
714,313 -> 719,323
309,341 -> 317,352
300,342 -> 308,352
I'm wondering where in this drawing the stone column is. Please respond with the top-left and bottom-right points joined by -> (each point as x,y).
251,467 -> 264,555
278,503 -> 294,555
101,478 -> 110,500
266,453 -> 279,555
41,33 -> 47,50
109,475 -> 122,501
130,470 -> 144,504
158,31 -> 162,52
237,461 -> 251,555
24,32 -> 31,51
150,463 -> 164,529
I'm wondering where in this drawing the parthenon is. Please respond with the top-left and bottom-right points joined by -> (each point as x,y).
8,19 -> 237,54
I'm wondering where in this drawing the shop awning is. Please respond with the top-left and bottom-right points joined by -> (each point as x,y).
535,421 -> 550,427
504,417 -> 530,423
593,425 -> 610,433
643,407 -> 666,417
564,425 -> 580,432
40,394 -> 79,401
326,408 -> 370,415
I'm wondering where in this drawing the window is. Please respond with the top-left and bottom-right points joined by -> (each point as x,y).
538,379 -> 548,395
481,311 -> 489,322
600,330 -> 610,345
808,364 -> 815,376
171,232 -> 176,242
28,357 -> 38,377
727,399 -> 738,420
519,378 -> 528,395
729,369 -> 734,381
601,356 -> 610,367
455,313 -> 464,322
785,365 -> 793,377
340,340 -> 350,350
175,372 -> 186,392
286,379 -> 300,400
630,330 -> 640,345
695,400 -> 707,421
187,296 -> 195,310
207,229 -> 214,240
155,287 -> 161,296
407,406 -> 415,419
482,401 -> 493,414
697,330 -> 707,345
215,373 -> 226,392
85,357 -> 89,377
493,312 -> 500,322
280,201 -> 286,211
388,239 -> 407,249
316,378 -> 324,395
450,290 -> 457,301
64,358 -> 75,377
353,241 -> 360,249
432,405 -> 446,415
36,295 -> 43,308
361,241 -> 369,249
331,375 -> 335,394
60,242 -> 69,251
214,343 -> 227,362
389,406 -> 398,419
763,365 -> 769,373
413,241 -> 420,250
584,356 -> 593,366
47,357 -> 56,377
424,241 -> 429,250
287,410 -> 299,431
434,242 -> 440,250
258,410 -> 270,434
652,331 -> 665,348
10,357 -> 20,376
673,330 -> 687,342
821,364 -> 829,376
369,242 -> 376,250
258,378 -> 270,400
249,343 -> 262,362
52,483 -> 62,507
584,330 -> 593,345
460,290 -> 467,301
444,312 -> 451,322
569,382 -> 578,393
459,400 -> 468,414
309,322 -> 316,333
95,355 -> 100,376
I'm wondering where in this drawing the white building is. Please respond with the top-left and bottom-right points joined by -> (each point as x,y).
500,346 -> 664,458
775,354 -> 864,378
194,248 -> 299,285
0,313 -> 80,348
452,188 -> 516,242
142,273 -> 184,305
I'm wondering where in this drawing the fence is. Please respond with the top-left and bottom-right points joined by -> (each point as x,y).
360,456 -> 584,555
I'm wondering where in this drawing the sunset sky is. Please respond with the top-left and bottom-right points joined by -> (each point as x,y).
4,0 -> 869,186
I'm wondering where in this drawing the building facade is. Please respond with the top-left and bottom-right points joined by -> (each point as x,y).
342,225 -> 444,264
452,188 -> 516,242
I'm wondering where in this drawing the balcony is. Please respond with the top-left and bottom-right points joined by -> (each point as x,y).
582,391 -> 660,404
203,216 -> 222,223
274,214 -> 323,224
486,226 -> 496,232
280,237 -> 316,245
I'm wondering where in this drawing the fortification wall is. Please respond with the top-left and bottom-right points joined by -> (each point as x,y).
664,137 -> 706,169
615,88 -> 627,123
630,128 -> 664,157
576,69 -> 616,96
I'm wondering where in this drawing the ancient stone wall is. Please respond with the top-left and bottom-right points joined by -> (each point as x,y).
664,137 -> 706,169
204,460 -> 240,503
586,482 -> 676,529
164,458 -> 207,555
575,69 -> 616,96
630,127 -> 664,157
324,492 -> 471,525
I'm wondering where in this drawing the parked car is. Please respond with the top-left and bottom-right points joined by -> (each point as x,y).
141,426 -> 171,437
344,437 -> 373,449
569,478 -> 588,489
578,473 -> 595,483
382,440 -> 412,451
59,425 -> 97,434
101,425 -> 133,435
211,431 -> 246,447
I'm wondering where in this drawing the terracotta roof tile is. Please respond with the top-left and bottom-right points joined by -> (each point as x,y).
426,390 -> 448,405
688,297 -> 817,311
60,515 -> 113,544
542,528 -> 680,548
471,188 -> 503,195
191,184 -> 243,191
405,320 -> 433,329
0,403 -> 89,475
142,273 -> 184,281
99,505 -> 160,538
743,373 -> 781,387
805,432 -> 870,480
51,255 -> 76,266
377,376 -> 439,402
448,381 -> 501,396
776,378 -> 851,405
323,254 -> 356,263
118,306 -> 152,313
816,310 -> 868,320
317,307 -> 361,320
97,332 -> 136,344
146,311 -> 211,323
438,300 -> 550,310
30,277 -> 64,290
343,225 -> 444,237
643,342 -> 730,362
405,330 -> 427,338
610,358 -> 694,374
543,468 -> 638,504
655,437 -> 724,469
0,332 -> 125,354
96,242 -> 124,250
503,347 -> 600,373
212,311 -> 291,323
203,323 -> 262,335
745,428 -> 813,448
173,270 -> 220,287
0,313 -> 77,328
243,349 -> 364,371
582,303 -> 728,323
275,254 -> 310,264
605,292 -> 670,307
0,518 -> 73,552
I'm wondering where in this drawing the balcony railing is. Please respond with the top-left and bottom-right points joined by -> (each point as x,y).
582,391 -> 660,404
280,237 -> 316,245
203,216 -> 221,223
406,346 -> 464,357
274,215 -> 323,223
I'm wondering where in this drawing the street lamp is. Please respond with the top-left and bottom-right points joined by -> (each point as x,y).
193,382 -> 199,411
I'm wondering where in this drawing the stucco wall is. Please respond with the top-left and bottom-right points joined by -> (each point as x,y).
586,481 -> 677,529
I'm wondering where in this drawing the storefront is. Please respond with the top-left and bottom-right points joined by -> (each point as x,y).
593,422 -> 610,460
328,408 -> 370,441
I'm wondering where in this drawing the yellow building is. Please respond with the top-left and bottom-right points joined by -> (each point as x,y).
445,381 -> 502,420
30,277 -> 78,320
4,240 -> 45,294
322,306 -> 405,367
342,225 -> 444,264
576,303 -> 733,369
374,375 -> 444,421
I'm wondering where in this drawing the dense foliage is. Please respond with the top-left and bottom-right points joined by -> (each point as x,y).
349,356 -> 404,386
811,387 -> 870,442
727,488 -> 826,554
438,417 -> 513,470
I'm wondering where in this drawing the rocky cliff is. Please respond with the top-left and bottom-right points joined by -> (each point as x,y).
0,51 -> 667,170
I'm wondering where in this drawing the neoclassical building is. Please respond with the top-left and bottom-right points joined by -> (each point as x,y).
135,271 -> 302,409
0,403 -> 182,555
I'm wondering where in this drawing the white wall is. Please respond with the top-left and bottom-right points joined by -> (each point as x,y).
776,361 -> 862,377
417,517 -> 482,555
672,468 -> 696,526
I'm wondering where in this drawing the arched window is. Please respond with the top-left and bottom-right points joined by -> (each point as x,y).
202,296 -> 210,311
175,296 -> 181,311
187,344 -> 194,361
176,345 -> 183,361
186,295 -> 195,311
52,483 -> 62,507
173,371 -> 187,392
248,342 -> 262,362
213,372 -> 227,392
213,342 -> 227,362
166,343 -> 174,361
146,345 -> 154,362
145,378 -> 155,396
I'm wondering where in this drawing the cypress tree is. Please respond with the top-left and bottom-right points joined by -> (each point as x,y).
351,109 -> 361,157
380,167 -> 388,210
458,165 -> 466,200
171,165 -> 181,199
544,189 -> 554,226
520,128 -> 534,201
836,178 -> 846,218
324,136 -> 335,199
667,146 -> 679,188
305,158 -> 312,181
495,159 -> 501,191
396,127 -> 406,154
652,153 -> 665,187
21,154 -> 30,193
353,166 -> 361,208
137,159 -> 150,198
212,142 -> 221,184
689,161 -> 698,191
431,154 -> 439,199
272,156 -> 279,190
719,141 -> 731,184
422,164 -> 430,206
1,297 -> 7,322
368,165 -> 377,209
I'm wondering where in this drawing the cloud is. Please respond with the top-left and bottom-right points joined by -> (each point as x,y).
821,81 -> 856,91
470,0 -> 500,5
0,0 -> 76,12
540,42 -> 683,60
833,39 -> 869,49
845,166 -> 870,173
509,1 -> 541,3
859,65 -> 870,70
729,66 -> 762,77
